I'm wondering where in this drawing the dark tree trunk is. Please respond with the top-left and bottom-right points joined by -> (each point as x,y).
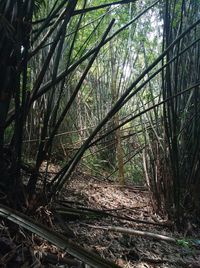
0,1 -> 31,205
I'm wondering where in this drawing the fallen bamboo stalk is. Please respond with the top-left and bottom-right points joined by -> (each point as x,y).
81,224 -> 177,243
0,205 -> 120,268
57,202 -> 171,227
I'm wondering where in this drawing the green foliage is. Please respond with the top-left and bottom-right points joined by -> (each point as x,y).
34,0 -> 47,15
177,239 -> 191,248
3,0 -> 200,228
125,156 -> 144,184
4,125 -> 13,144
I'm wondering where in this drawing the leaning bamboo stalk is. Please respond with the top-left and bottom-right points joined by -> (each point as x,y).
90,81 -> 200,147
45,19 -> 115,155
0,205 -> 120,268
51,20 -> 115,190
34,0 -> 160,99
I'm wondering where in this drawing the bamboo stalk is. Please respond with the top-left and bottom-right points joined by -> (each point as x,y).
81,224 -> 177,243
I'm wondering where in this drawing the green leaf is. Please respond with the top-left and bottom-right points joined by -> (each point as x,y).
177,239 -> 190,248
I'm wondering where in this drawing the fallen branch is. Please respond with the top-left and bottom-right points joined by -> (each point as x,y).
81,224 -> 177,243
57,201 -> 171,227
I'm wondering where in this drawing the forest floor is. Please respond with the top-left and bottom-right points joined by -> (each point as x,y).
1,165 -> 200,267
60,174 -> 200,268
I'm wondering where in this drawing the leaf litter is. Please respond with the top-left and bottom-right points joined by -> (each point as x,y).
1,167 -> 200,267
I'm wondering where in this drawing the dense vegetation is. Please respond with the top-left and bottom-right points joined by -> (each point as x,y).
0,0 -> 200,248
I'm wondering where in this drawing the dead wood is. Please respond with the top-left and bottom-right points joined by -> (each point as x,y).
81,224 -> 177,243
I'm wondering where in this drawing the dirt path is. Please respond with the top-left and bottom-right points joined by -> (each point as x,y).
1,173 -> 200,267
59,176 -> 200,268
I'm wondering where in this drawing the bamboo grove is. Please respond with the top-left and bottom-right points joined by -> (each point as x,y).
0,0 -> 200,227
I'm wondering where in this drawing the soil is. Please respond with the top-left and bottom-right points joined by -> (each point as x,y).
0,170 -> 200,267
60,175 -> 200,268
